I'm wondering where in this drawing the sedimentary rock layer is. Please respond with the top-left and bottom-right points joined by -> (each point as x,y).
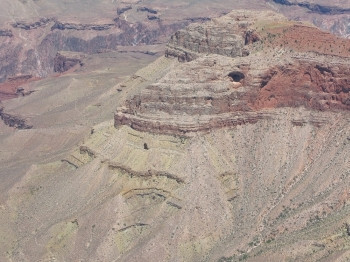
115,10 -> 350,135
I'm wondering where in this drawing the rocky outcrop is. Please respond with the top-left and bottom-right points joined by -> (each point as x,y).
147,15 -> 159,21
0,29 -> 13,37
137,7 -> 158,14
165,18 -> 249,62
115,10 -> 350,135
51,22 -> 115,31
185,17 -> 211,23
115,109 -> 264,135
117,6 -> 132,15
254,60 -> 350,110
12,18 -> 54,30
53,52 -> 84,73
0,107 -> 32,129
3,8 -> 350,262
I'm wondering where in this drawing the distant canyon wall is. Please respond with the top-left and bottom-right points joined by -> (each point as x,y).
0,18 -> 187,83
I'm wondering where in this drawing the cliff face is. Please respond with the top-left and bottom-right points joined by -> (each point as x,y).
0,17 -> 184,79
165,22 -> 248,62
115,10 -> 350,135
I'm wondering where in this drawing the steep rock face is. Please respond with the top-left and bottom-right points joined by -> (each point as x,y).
165,22 -> 248,62
115,10 -> 350,135
0,17 -> 187,85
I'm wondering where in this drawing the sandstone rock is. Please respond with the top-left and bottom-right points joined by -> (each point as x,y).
53,52 -> 84,73
116,10 -> 350,135
165,19 -> 247,62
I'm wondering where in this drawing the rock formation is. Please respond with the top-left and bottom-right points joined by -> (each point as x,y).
0,106 -> 32,129
51,22 -> 115,31
11,18 -> 54,30
115,10 -> 350,135
1,6 -> 350,262
53,52 -> 84,73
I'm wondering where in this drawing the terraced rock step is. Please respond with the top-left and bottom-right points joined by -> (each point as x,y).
115,10 -> 350,135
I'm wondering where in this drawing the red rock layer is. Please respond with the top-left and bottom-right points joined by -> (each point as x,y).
0,75 -> 38,101
253,61 -> 350,111
115,10 -> 350,135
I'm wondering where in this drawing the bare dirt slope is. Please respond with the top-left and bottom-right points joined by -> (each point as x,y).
0,49 -> 158,213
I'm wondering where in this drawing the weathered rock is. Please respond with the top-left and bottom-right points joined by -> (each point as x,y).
12,18 -> 54,30
51,22 -> 115,31
253,60 -> 350,110
137,7 -> 158,14
53,52 -> 84,73
116,10 -> 350,135
0,107 -> 32,129
0,29 -> 13,37
117,6 -> 132,15
165,17 -> 249,62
